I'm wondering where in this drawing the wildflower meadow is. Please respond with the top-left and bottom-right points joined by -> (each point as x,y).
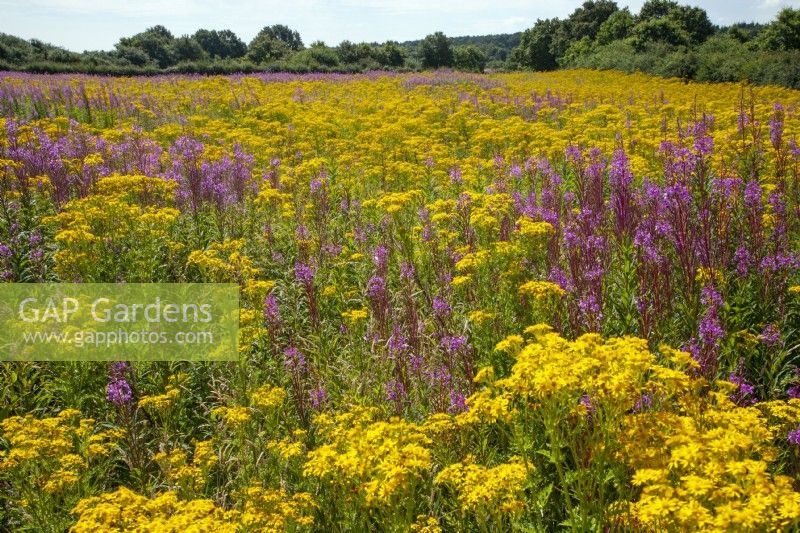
1,68 -> 800,531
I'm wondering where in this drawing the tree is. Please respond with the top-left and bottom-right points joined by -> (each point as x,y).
453,45 -> 487,72
567,1 -> 619,40
173,36 -> 207,62
638,0 -> 680,21
255,25 -> 304,51
420,32 -> 453,69
633,18 -> 690,49
761,8 -> 800,51
668,5 -> 714,44
116,26 -> 176,68
596,8 -> 634,45
247,32 -> 290,64
511,19 -> 560,71
115,45 -> 153,67
192,29 -> 246,59
336,40 -> 373,65
375,41 -> 404,68
559,36 -> 594,67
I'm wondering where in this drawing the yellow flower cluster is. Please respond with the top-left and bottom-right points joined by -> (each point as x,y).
465,327 -> 800,531
435,456 -> 529,513
266,429 -> 307,462
72,482 -> 314,532
242,279 -> 276,306
138,385 -> 180,411
623,390 -> 800,531
496,329 -> 655,404
186,239 -> 258,283
238,484 -> 315,530
365,189 -> 423,215
341,307 -> 369,324
211,405 -> 252,427
304,407 -> 431,506
518,280 -> 566,301
0,409 -> 121,496
46,175 -> 179,280
516,218 -> 554,243
71,487 -> 238,533
251,384 -> 287,410
153,440 -> 217,493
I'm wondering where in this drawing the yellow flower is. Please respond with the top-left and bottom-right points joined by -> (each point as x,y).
251,384 -> 287,410
341,308 -> 369,324
435,457 -> 528,514
518,280 -> 565,300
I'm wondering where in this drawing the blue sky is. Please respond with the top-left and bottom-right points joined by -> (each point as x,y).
1,0 -> 799,52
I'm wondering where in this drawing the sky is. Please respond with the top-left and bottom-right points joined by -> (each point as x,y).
1,0 -> 799,53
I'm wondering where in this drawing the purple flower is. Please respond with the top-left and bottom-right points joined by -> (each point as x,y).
769,103 -> 784,150
109,361 -> 130,379
388,328 -> 408,356
700,286 -> 723,308
372,245 -> 389,271
788,426 -> 800,445
400,261 -> 415,280
609,148 -> 635,237
734,246 -> 752,277
366,275 -> 386,300
283,346 -> 306,371
385,379 -> 407,402
432,296 -> 451,319
633,394 -> 653,413
698,312 -> 724,347
264,294 -> 281,324
294,262 -> 315,284
309,387 -> 328,408
107,378 -> 132,406
579,394 -> 595,424
694,135 -> 714,156
744,180 -> 762,210
428,365 -> 452,388
295,224 -> 311,241
449,167 -> 463,185
759,324 -> 781,347
448,390 -> 468,413
729,371 -> 757,405
440,335 -> 468,354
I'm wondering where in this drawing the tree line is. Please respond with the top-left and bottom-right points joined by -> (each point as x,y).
1,1 -> 800,88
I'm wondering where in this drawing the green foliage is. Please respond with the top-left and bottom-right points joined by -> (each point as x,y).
633,18 -> 690,48
115,25 -> 175,68
420,32 -> 453,69
192,29 -> 247,59
558,36 -> 595,67
638,0 -> 679,21
453,45 -> 487,72
374,41 -> 405,68
255,24 -> 304,52
760,8 -> 800,51
596,8 -> 634,45
271,43 -> 342,72
173,36 -> 207,63
566,0 -> 619,40
511,19 -> 560,71
0,3 -> 799,87
247,33 -> 290,65
336,40 -> 375,67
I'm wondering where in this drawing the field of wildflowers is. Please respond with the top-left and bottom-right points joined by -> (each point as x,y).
1,68 -> 800,531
